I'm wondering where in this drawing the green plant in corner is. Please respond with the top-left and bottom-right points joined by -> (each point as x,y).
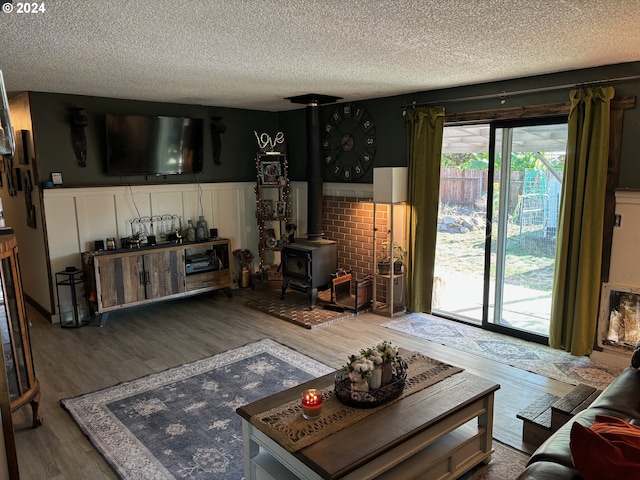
377,241 -> 406,275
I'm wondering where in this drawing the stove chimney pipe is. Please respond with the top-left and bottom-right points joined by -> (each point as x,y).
305,99 -> 323,240
286,94 -> 341,240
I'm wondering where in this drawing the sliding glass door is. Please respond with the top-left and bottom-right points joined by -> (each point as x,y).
432,119 -> 567,340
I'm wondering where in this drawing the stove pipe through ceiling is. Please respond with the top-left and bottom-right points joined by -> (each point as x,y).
287,94 -> 341,240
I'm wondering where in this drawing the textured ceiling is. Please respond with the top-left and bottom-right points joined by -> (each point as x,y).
2,0 -> 640,111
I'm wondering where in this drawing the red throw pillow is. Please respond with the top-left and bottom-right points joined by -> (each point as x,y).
570,415 -> 640,480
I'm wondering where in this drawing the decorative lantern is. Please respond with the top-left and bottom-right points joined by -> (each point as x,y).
55,268 -> 90,327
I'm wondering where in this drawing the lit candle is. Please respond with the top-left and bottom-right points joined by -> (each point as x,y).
301,388 -> 323,419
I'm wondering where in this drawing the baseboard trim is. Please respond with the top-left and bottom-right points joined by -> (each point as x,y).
25,294 -> 53,323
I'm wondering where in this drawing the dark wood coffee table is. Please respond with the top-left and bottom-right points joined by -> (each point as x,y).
237,369 -> 500,479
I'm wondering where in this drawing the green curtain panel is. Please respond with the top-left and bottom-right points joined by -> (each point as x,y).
549,86 -> 615,356
404,107 -> 445,313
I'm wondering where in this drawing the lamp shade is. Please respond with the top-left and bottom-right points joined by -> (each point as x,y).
373,167 -> 408,203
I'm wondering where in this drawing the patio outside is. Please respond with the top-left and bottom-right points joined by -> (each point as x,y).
432,123 -> 567,337
433,211 -> 555,336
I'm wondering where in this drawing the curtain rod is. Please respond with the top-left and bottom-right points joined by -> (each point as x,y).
401,74 -> 640,109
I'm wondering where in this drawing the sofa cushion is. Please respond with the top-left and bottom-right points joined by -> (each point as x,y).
589,367 -> 640,417
632,341 -> 640,368
570,415 -> 640,480
520,364 -> 640,480
526,407 -> 630,468
515,461 -> 583,480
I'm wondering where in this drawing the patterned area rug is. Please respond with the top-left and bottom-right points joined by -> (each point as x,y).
464,440 -> 529,480
245,289 -> 361,328
60,339 -> 334,480
384,313 -> 624,389
61,337 -> 528,479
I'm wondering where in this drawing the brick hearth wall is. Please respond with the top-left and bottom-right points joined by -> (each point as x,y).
322,195 -> 389,287
323,195 -> 372,281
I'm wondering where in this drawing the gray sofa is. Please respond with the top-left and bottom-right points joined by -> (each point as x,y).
515,366 -> 640,479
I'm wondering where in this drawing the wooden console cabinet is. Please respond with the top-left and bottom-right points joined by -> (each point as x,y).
83,239 -> 232,325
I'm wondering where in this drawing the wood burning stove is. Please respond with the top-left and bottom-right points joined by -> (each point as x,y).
280,239 -> 337,309
280,93 -> 341,309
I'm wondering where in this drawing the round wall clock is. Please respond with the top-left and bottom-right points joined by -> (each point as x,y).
321,103 -> 376,182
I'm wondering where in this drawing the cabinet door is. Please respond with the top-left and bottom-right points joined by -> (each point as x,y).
0,252 -> 31,402
143,250 -> 185,299
96,254 -> 146,308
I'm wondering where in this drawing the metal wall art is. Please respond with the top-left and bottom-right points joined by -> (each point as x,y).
211,116 -> 225,165
24,169 -> 36,228
69,107 -> 87,167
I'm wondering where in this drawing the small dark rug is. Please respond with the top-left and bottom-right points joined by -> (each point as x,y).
384,313 -> 624,389
60,339 -> 334,480
246,289 -> 360,329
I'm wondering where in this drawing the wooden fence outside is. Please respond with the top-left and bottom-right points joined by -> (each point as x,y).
439,167 -> 524,212
440,168 -> 485,206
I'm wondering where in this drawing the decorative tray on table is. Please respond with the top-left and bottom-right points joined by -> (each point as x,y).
334,361 -> 408,409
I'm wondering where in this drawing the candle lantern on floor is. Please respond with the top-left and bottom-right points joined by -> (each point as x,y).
55,268 -> 90,327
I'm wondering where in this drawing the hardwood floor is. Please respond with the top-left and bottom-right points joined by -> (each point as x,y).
13,288 -> 574,480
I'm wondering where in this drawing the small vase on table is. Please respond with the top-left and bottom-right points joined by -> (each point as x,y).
351,378 -> 369,400
381,362 -> 394,385
369,366 -> 382,390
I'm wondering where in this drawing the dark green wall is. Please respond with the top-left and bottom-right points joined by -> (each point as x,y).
29,61 -> 640,188
30,92 -> 278,185
281,61 -> 640,186
278,95 -> 406,183
277,108 -> 307,181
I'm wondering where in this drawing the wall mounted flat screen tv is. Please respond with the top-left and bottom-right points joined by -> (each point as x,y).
106,114 -> 204,176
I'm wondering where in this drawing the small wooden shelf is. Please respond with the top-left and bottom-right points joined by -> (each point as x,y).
372,202 -> 406,317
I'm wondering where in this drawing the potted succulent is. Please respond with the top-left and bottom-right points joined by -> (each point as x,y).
377,241 -> 406,275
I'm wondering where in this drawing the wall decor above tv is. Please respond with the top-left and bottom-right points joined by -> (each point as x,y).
105,114 -> 204,176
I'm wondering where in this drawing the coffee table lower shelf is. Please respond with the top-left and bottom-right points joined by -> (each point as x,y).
245,420 -> 491,480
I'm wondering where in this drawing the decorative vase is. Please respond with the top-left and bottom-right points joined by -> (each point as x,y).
196,216 -> 208,242
369,366 -> 382,390
185,220 -> 196,242
350,378 -> 369,400
239,266 -> 251,288
393,261 -> 404,275
381,362 -> 394,385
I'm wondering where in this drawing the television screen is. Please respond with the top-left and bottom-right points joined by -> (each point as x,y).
106,114 -> 204,176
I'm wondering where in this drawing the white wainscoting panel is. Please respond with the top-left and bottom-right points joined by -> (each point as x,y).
76,194 -> 119,250
290,181 -> 308,236
43,182 -> 258,319
43,193 -> 82,273
609,189 -> 640,287
41,181 -> 372,319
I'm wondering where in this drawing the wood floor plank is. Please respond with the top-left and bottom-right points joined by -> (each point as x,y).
13,288 -> 575,479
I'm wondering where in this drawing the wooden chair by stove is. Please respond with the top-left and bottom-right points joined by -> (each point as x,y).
330,269 -> 372,313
